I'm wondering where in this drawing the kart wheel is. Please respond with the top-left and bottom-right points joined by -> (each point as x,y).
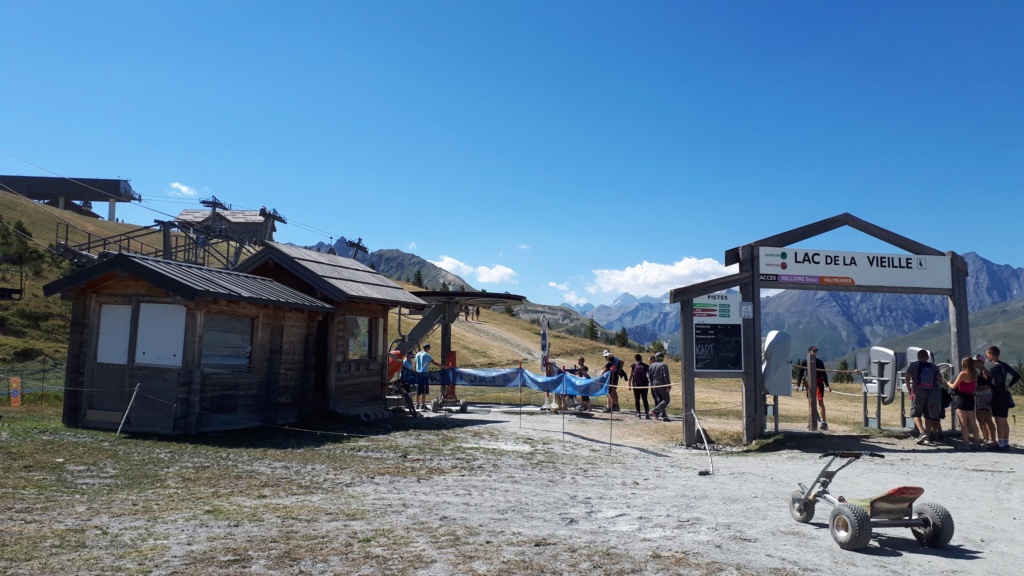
789,490 -> 815,523
459,400 -> 468,413
911,502 -> 954,548
829,503 -> 872,551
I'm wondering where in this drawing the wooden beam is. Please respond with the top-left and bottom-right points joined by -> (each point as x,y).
725,213 -> 944,266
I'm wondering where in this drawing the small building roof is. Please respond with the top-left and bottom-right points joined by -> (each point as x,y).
44,252 -> 335,312
0,175 -> 140,202
235,242 -> 429,309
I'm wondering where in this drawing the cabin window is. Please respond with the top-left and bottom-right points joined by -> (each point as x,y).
345,315 -> 374,360
202,314 -> 253,372
135,303 -> 186,367
96,304 -> 132,364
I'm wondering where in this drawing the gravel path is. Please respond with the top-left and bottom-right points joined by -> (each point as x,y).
366,409 -> 1024,575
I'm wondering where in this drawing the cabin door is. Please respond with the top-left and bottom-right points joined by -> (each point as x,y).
91,304 -> 132,411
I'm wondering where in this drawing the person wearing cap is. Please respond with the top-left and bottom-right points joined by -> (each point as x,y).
414,344 -> 442,410
796,345 -> 831,431
599,350 -> 623,412
973,354 -> 996,448
648,352 -> 671,421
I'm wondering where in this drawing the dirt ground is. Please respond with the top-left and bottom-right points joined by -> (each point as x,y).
365,407 -> 1024,575
3,402 -> 1022,576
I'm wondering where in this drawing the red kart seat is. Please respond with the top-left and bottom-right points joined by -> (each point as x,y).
847,486 -> 924,520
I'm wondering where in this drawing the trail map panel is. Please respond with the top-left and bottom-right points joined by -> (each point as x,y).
693,293 -> 743,373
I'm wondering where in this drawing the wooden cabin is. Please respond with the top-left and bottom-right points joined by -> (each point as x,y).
43,253 -> 335,434
233,243 -> 428,418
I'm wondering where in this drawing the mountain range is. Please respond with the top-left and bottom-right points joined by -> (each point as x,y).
317,237 -> 1024,362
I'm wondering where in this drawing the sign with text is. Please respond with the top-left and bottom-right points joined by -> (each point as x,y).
758,248 -> 952,290
693,294 -> 743,372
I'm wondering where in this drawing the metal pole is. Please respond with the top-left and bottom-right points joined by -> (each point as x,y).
807,352 -> 819,431
116,383 -> 141,437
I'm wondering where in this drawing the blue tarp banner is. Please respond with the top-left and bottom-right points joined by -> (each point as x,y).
399,367 -> 610,397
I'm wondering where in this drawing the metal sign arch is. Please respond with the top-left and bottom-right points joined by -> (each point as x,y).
670,213 -> 970,445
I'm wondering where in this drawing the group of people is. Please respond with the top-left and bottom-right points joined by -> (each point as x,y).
909,345 -> 1019,450
402,343 -> 442,411
548,350 -> 673,421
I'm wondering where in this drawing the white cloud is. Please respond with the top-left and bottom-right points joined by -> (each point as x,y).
168,182 -> 198,197
517,243 -> 531,250
548,281 -> 588,305
407,241 -> 417,251
476,264 -> 518,284
430,256 -> 519,285
430,255 -> 475,277
586,257 -> 736,298
562,290 -> 588,306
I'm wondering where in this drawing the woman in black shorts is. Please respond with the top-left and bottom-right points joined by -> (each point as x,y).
973,354 -> 996,448
948,356 -> 980,449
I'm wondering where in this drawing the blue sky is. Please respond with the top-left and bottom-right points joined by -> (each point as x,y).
2,1 -> 1021,306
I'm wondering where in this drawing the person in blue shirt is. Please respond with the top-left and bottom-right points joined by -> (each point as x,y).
399,350 -> 416,394
414,344 -> 441,410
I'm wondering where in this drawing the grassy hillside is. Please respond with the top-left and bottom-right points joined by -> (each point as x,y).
385,280 -> 646,370
850,297 -> 1024,368
1,187 -> 646,373
0,193 -> 96,362
0,189 -> 140,249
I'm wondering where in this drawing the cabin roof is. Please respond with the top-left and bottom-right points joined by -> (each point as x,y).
43,252 -> 335,312
235,242 -> 428,308
176,209 -> 267,224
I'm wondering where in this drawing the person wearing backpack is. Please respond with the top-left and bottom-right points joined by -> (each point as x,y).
986,345 -> 1020,451
648,352 -> 672,421
628,354 -> 651,419
905,349 -> 944,445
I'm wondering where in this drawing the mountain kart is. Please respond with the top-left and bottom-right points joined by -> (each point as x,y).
789,451 -> 954,551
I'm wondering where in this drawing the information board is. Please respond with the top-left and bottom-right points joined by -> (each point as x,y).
693,293 -> 744,373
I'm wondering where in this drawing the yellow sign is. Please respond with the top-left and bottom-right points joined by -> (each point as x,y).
9,376 -> 21,407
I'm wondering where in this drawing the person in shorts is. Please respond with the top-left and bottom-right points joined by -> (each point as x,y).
947,356 -> 981,449
905,349 -> 944,445
973,354 -> 996,448
414,344 -> 441,410
987,345 -> 1020,451
600,350 -> 623,413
